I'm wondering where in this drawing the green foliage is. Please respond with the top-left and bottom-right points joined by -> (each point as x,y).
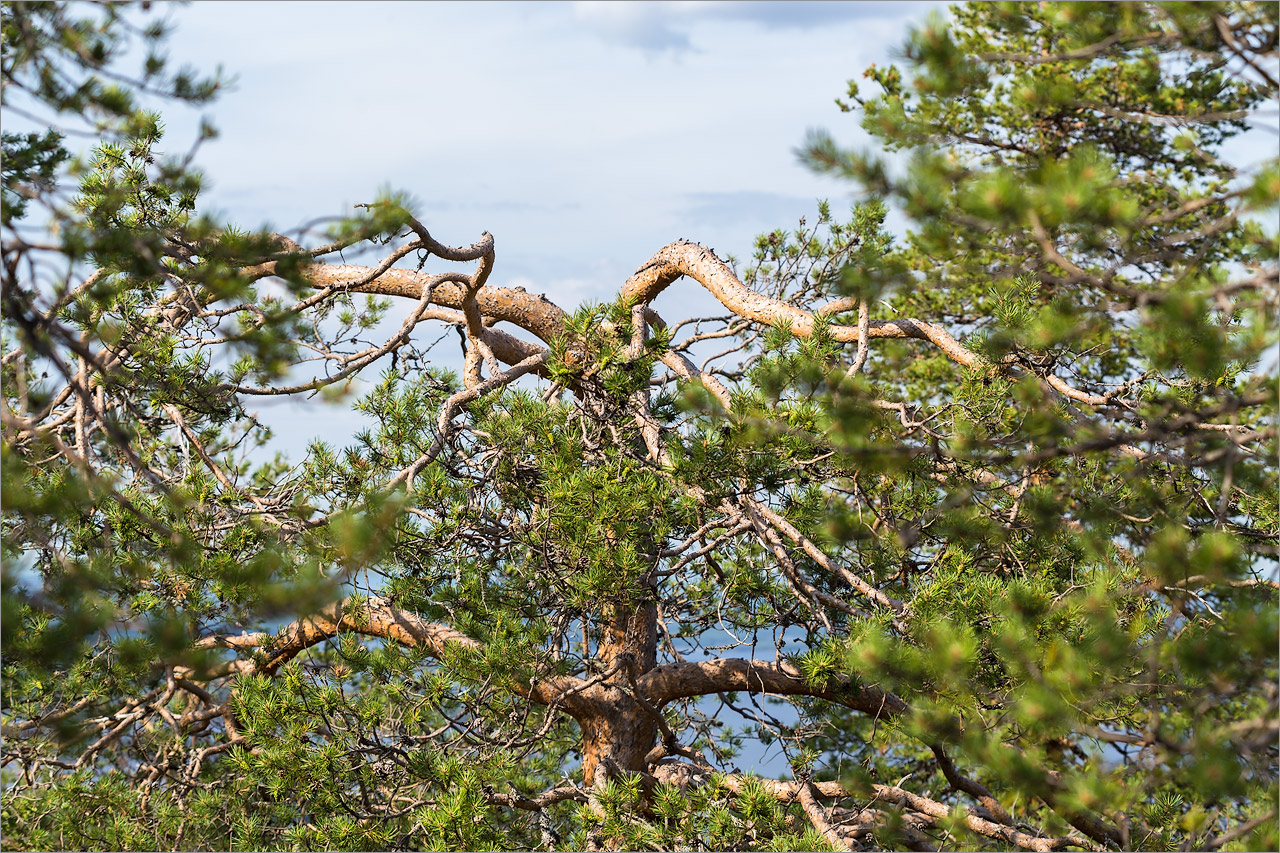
791,2 -> 1278,849
3,2 -> 1276,852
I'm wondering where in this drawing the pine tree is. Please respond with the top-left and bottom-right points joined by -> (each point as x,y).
3,2 -> 1276,851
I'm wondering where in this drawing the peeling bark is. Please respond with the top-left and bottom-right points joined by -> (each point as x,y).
637,656 -> 908,716
578,599 -> 660,785
620,240 -> 980,367
258,237 -> 982,374
197,596 -> 588,709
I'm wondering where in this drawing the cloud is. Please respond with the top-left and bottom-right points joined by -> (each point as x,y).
572,1 -> 695,55
572,1 -> 938,55
419,199 -> 582,214
507,274 -> 607,309
696,1 -> 934,29
682,190 -> 820,227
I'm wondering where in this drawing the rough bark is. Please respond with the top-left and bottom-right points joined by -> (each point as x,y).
195,596 -> 588,709
620,240 -> 979,366
686,770 -> 1101,853
255,237 -> 984,374
638,657 -> 908,716
579,598 -> 660,785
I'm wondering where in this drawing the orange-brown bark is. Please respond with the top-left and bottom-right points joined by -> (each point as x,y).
198,596 -> 588,709
637,657 -> 908,716
577,598 -> 660,784
620,240 -> 980,367
256,237 -> 984,374
694,771 -> 1098,853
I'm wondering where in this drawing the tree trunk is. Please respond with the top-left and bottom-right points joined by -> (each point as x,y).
579,597 -> 658,786
579,701 -> 657,784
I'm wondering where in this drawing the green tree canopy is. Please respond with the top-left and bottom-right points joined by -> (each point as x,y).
3,2 -> 1276,851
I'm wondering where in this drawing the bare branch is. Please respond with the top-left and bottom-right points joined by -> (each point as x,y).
198,595 -> 588,708
636,656 -> 908,715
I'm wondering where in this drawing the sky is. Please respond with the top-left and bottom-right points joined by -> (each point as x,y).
163,1 -> 937,286
125,0 -> 946,456
16,0 -> 1273,460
